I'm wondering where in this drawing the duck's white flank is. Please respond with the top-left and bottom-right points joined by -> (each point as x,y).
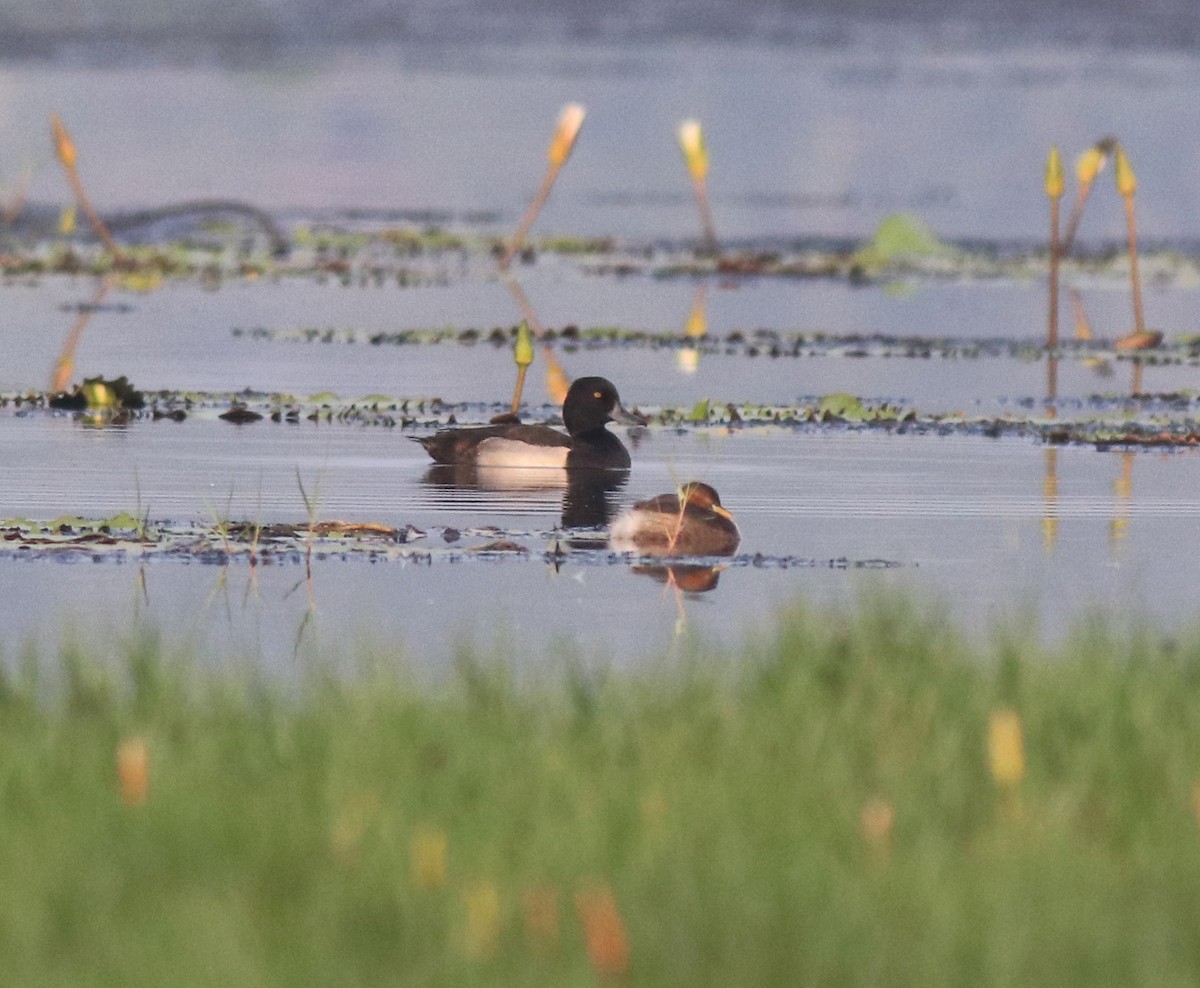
609,508 -> 670,552
474,437 -> 571,470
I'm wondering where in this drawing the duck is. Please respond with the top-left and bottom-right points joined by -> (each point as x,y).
610,481 -> 741,557
415,376 -> 642,471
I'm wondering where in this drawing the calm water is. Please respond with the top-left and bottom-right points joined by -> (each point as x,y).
3,24 -> 1200,666
3,38 -> 1200,243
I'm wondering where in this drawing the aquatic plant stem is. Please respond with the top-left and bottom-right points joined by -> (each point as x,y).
1069,288 -> 1091,340
498,104 -> 585,271
1131,361 -> 1144,398
499,164 -> 561,271
1123,194 -> 1146,339
691,176 -> 719,255
504,276 -> 544,336
503,276 -> 571,404
1062,138 -> 1116,255
1046,355 -> 1057,418
51,277 -> 112,392
1048,194 -> 1060,350
1112,144 -> 1146,341
1044,146 -> 1064,351
1042,447 -> 1058,553
1060,181 -> 1091,256
678,119 -> 717,253
510,364 -> 529,417
508,319 -> 535,415
50,115 -> 126,264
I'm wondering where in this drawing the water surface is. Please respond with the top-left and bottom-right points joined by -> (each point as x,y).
3,24 -> 1200,667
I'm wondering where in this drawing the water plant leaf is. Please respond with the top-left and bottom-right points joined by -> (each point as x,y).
49,375 -> 145,411
852,213 -> 955,273
817,393 -> 867,421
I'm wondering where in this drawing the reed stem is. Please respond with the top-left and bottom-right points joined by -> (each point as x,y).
499,163 -> 559,271
1123,194 -> 1145,338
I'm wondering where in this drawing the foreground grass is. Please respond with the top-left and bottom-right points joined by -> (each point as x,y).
4,597 -> 1200,986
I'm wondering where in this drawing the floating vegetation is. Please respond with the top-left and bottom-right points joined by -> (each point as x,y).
8,205 -> 1200,288
231,321 -> 1200,368
849,213 -> 958,277
11,383 -> 1200,449
48,374 -> 144,411
0,513 -> 900,569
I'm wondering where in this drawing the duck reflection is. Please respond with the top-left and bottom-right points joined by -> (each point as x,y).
421,462 -> 629,536
631,561 -> 726,594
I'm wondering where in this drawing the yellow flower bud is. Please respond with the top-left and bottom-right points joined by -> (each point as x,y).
514,320 -> 534,368
1044,146 -> 1064,199
82,379 -> 115,410
548,103 -> 585,168
678,119 -> 709,182
50,114 -> 77,170
1075,146 -> 1104,185
1114,145 -> 1136,197
987,708 -> 1026,787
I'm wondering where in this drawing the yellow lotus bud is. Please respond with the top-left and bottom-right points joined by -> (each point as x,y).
50,114 -> 77,170
1075,146 -> 1105,185
1114,145 -> 1136,197
81,379 -> 115,409
1044,146 -> 1064,199
548,103 -> 585,168
987,708 -> 1026,787
58,204 -> 77,236
514,320 -> 534,368
678,119 -> 709,182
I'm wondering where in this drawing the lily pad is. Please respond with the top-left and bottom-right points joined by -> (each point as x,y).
851,213 -> 956,274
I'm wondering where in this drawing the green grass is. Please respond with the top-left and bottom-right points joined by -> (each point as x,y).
4,595 -> 1200,986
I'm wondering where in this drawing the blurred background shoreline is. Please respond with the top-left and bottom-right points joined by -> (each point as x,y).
4,0 -> 1200,65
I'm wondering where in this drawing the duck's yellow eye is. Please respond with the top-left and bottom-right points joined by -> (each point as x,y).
594,391 -> 603,399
